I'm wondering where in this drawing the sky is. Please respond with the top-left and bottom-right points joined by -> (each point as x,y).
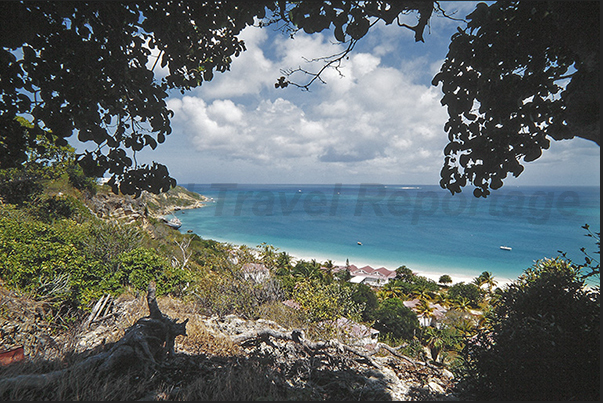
120,2 -> 600,187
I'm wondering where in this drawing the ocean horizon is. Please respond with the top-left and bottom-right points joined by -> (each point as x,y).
175,183 -> 600,286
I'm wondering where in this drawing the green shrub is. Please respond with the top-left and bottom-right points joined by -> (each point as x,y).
447,282 -> 481,307
0,169 -> 44,205
1,207 -> 144,308
31,194 -> 78,222
373,298 -> 419,341
347,282 -> 379,322
460,258 -> 600,400
116,247 -> 187,295
292,280 -> 363,324
0,211 -> 100,307
66,163 -> 97,193
81,219 -> 143,263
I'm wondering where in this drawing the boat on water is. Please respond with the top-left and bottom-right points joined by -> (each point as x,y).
500,245 -> 512,251
161,215 -> 182,229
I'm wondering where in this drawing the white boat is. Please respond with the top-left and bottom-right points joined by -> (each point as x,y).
500,245 -> 512,251
161,215 -> 182,229
166,218 -> 182,229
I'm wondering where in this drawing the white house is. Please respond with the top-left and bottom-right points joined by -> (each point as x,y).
340,264 -> 397,287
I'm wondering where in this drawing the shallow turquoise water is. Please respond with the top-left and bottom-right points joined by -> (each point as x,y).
176,184 -> 600,284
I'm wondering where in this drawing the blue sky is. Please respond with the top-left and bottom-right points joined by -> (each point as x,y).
123,2 -> 600,187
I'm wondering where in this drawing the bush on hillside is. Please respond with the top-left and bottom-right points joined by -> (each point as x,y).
0,169 -> 44,205
116,247 -> 188,296
447,282 -> 482,308
459,257 -> 600,400
373,298 -> 420,341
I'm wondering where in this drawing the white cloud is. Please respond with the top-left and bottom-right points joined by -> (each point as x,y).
206,99 -> 244,125
159,21 -> 598,186
168,42 -> 448,179
193,26 -> 276,99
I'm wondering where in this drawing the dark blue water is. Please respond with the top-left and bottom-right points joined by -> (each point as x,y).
176,184 -> 600,284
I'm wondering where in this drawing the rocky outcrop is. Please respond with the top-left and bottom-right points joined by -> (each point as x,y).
85,191 -> 147,224
202,314 -> 457,400
139,187 -> 208,216
0,286 -> 64,361
84,186 -> 207,225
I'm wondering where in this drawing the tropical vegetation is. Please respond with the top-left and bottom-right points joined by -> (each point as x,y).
0,1 -> 600,398
0,162 -> 599,399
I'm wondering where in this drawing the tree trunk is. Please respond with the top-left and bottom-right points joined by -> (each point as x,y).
0,281 -> 187,390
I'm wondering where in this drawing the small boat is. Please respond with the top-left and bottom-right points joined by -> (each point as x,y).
166,217 -> 182,229
161,215 -> 182,229
357,241 -> 362,245
500,246 -> 512,251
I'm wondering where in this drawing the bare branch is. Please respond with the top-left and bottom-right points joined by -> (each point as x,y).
278,39 -> 358,91
433,1 -> 467,23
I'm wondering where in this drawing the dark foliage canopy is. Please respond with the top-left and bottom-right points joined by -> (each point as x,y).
1,1 -> 598,196
463,258 -> 600,400
1,1 -> 269,196
434,1 -> 600,197
373,297 -> 419,340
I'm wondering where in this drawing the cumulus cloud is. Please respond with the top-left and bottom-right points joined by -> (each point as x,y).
161,22 -> 597,186
193,26 -> 277,99
163,24 -> 452,183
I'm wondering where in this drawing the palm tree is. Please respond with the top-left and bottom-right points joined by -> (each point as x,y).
422,326 -> 446,362
430,291 -> 452,309
415,299 -> 436,327
258,242 -> 278,268
377,283 -> 395,300
378,282 -> 407,300
481,271 -> 497,294
276,251 -> 292,271
412,288 -> 434,303
474,271 -> 497,294
452,297 -> 472,313
454,316 -> 478,339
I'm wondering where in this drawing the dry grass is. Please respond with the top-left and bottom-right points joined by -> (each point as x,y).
155,295 -> 241,357
256,300 -> 308,330
1,285 -> 410,401
0,289 -> 248,400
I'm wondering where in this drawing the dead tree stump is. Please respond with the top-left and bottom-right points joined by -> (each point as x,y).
0,281 -> 188,390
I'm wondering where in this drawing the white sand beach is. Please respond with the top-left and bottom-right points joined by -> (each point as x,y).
285,249 -> 514,288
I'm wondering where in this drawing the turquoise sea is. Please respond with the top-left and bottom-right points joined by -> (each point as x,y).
176,184 -> 600,285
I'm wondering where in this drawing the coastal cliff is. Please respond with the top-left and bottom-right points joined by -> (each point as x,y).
85,184 -> 207,225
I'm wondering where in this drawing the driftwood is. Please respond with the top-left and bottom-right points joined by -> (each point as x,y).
0,282 -> 187,391
0,346 -> 25,366
83,294 -> 114,328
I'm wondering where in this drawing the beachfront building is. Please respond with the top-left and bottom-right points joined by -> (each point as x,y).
337,264 -> 397,287
403,298 -> 447,328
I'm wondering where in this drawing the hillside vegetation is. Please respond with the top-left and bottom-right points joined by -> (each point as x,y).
0,155 -> 599,400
